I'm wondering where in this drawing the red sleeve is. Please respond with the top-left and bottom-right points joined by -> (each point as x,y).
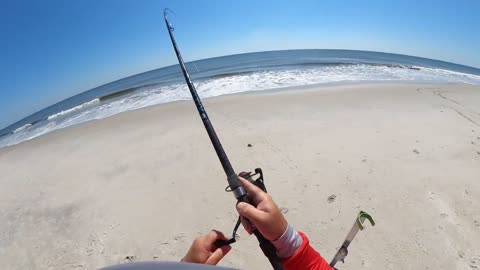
282,231 -> 333,270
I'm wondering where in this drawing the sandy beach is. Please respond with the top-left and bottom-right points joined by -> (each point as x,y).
1,83 -> 479,270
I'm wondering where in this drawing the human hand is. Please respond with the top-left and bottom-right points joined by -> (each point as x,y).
182,230 -> 232,265
236,177 -> 288,241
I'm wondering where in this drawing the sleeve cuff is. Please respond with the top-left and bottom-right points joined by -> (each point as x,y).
271,224 -> 303,259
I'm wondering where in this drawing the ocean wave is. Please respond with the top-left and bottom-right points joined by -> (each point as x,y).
99,88 -> 138,102
47,98 -> 100,120
13,123 -> 32,134
206,63 -> 424,82
1,63 -> 480,148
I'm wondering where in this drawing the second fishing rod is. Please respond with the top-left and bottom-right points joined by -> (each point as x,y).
163,9 -> 284,270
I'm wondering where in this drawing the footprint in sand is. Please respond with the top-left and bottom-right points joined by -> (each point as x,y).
469,256 -> 480,269
124,255 -> 135,262
327,194 -> 337,203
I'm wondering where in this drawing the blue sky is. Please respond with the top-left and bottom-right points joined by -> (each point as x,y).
1,0 -> 479,129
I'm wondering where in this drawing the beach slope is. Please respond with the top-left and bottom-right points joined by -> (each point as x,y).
1,83 -> 479,269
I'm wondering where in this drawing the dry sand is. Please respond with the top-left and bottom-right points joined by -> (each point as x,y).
1,83 -> 479,270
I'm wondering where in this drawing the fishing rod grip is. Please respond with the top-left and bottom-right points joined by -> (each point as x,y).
253,230 -> 284,270
237,194 -> 284,270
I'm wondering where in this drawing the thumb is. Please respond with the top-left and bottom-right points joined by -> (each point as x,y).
205,245 -> 231,265
236,202 -> 268,225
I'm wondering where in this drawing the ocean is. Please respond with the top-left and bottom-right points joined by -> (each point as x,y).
1,49 -> 480,148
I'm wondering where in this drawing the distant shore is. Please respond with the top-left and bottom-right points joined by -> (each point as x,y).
1,83 -> 479,269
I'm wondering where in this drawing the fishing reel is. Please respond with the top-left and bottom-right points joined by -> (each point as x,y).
226,168 -> 267,193
215,168 -> 267,248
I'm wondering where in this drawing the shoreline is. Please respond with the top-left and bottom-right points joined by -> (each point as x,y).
0,81 -> 476,151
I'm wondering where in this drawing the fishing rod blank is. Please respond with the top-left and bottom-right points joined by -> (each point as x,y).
163,9 -> 283,270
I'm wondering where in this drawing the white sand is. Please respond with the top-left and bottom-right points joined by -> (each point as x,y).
1,83 -> 479,270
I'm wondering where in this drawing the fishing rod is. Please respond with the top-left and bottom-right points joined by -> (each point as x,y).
163,9 -> 284,270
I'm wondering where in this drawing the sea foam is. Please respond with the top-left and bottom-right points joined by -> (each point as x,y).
1,62 -> 479,148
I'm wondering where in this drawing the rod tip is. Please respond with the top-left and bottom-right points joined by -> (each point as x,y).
164,8 -> 175,17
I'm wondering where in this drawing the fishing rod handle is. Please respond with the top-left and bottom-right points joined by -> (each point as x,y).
253,230 -> 285,270
237,194 -> 284,270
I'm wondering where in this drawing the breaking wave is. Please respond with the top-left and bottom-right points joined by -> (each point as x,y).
1,56 -> 480,148
13,123 -> 32,134
47,98 -> 100,120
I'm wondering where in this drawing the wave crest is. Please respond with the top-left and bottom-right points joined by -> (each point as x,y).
47,98 -> 100,120
13,123 -> 32,134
